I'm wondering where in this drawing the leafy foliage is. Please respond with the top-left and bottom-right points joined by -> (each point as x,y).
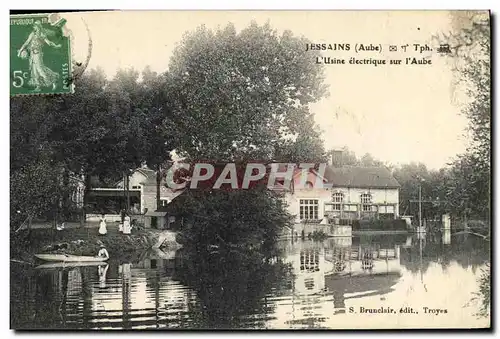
10,159 -> 75,230
440,14 -> 491,220
161,22 -> 330,247
165,22 -> 328,162
473,263 -> 490,318
11,21 -> 328,247
172,186 -> 293,250
10,67 -> 175,226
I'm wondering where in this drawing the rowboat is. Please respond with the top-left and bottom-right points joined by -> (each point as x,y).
34,254 -> 108,262
36,262 -> 108,269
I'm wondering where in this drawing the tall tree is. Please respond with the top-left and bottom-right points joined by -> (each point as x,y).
140,67 -> 177,210
435,13 -> 491,219
162,22 -> 329,248
165,22 -> 329,162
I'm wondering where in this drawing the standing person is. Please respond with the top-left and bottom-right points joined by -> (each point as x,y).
123,213 -> 131,235
119,209 -> 125,233
98,213 -> 107,236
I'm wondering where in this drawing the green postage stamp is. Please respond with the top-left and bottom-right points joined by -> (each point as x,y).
10,14 -> 73,96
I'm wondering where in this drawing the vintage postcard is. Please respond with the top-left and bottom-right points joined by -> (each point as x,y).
10,10 -> 491,330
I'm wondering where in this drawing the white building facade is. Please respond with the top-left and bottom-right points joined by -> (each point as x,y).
283,166 -> 400,224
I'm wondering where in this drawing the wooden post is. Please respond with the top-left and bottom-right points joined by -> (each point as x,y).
123,171 -> 126,211
126,173 -> 131,213
156,165 -> 162,211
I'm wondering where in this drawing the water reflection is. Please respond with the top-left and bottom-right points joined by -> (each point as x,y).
11,233 -> 490,329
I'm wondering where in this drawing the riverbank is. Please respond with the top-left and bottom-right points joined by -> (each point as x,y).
352,230 -> 410,235
10,223 -> 178,265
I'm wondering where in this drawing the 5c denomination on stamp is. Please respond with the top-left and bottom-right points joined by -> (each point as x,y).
10,14 -> 73,96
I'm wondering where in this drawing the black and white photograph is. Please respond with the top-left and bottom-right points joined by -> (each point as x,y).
9,9 -> 491,330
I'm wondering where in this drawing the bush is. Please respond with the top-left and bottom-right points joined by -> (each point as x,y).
352,220 -> 360,230
302,219 -> 322,224
352,219 -> 407,231
310,230 -> 328,241
174,187 -> 293,251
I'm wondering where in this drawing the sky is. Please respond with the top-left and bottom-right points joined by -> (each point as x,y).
62,10 -> 482,169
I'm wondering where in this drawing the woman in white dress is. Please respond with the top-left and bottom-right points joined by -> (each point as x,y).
119,209 -> 125,232
123,214 -> 131,235
98,213 -> 107,235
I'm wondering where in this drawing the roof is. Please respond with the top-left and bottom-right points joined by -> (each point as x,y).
136,168 -> 156,178
114,167 -> 156,187
145,211 -> 168,217
142,174 -> 160,185
323,166 -> 400,189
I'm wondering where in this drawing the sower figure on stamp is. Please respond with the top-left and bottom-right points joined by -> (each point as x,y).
17,20 -> 61,92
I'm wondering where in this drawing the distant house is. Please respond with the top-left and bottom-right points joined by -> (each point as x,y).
115,168 -> 156,191
282,158 -> 400,224
140,171 -> 185,213
87,166 -> 183,216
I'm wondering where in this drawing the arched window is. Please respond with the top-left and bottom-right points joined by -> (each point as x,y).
332,192 -> 344,211
361,193 -> 372,211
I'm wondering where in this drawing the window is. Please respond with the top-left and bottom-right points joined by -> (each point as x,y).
299,199 -> 319,220
300,249 -> 320,273
332,192 -> 344,211
132,185 -> 141,189
360,193 -> 372,204
304,278 -> 315,290
361,193 -> 372,212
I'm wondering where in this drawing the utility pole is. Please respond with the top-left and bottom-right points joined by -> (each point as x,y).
123,171 -> 127,212
126,171 -> 130,212
419,183 -> 422,228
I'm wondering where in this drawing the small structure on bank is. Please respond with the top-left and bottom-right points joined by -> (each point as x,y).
144,211 -> 169,229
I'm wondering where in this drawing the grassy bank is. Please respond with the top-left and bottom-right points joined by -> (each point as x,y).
11,224 -> 163,265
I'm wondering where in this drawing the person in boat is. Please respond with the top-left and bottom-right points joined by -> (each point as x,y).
56,222 -> 65,231
98,244 -> 109,260
123,212 -> 131,235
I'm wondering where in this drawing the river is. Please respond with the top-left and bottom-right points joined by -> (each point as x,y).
10,233 -> 490,329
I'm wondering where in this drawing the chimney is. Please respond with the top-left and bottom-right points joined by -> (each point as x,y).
331,150 -> 343,167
